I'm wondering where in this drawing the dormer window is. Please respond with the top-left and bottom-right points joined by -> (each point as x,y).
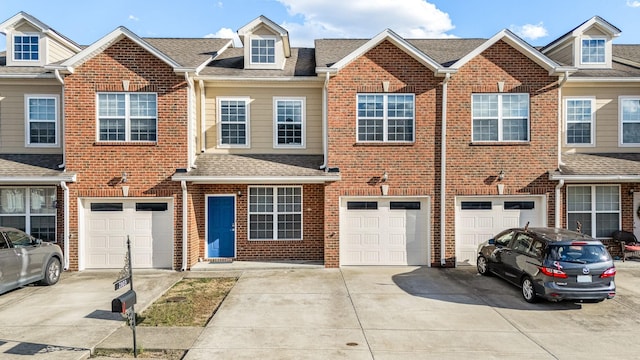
251,36 -> 276,64
581,38 -> 605,64
14,34 -> 39,61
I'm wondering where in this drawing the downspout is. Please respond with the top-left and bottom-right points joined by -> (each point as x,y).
185,73 -> 195,168
54,69 -> 66,168
181,180 -> 188,271
440,73 -> 451,267
554,71 -> 570,229
199,80 -> 206,153
555,179 -> 565,229
60,181 -> 70,270
320,72 -> 330,169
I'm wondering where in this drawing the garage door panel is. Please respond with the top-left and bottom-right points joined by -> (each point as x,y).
341,198 -> 429,266
84,200 -> 173,269
456,197 -> 544,266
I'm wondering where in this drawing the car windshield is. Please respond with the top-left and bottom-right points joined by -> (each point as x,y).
547,244 -> 611,264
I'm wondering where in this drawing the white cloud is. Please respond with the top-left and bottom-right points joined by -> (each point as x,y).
216,1 -> 223,8
205,27 -> 242,47
627,0 -> 640,7
128,15 -> 139,21
275,0 -> 455,47
510,22 -> 548,41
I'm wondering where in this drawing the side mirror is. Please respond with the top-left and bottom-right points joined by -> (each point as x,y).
30,237 -> 42,245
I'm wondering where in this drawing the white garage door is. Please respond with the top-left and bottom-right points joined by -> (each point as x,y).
84,199 -> 173,269
455,196 -> 545,265
340,197 -> 429,266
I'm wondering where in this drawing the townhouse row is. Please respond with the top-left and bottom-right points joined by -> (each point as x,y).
1,12 -> 639,270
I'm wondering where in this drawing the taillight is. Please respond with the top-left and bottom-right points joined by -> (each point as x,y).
539,266 -> 568,278
571,242 -> 588,245
600,267 -> 616,278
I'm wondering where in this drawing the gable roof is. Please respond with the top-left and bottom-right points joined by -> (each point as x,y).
57,26 -> 188,73
450,29 -> 573,75
0,11 -> 81,52
143,38 -> 233,73
237,15 -> 291,58
198,47 -> 317,78
317,29 -> 447,75
541,16 -> 621,53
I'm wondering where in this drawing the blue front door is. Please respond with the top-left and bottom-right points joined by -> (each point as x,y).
207,196 -> 235,258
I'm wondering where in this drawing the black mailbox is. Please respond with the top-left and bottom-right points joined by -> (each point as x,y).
112,289 -> 137,313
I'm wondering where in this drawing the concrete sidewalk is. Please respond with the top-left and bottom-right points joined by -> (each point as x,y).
0,270 -> 182,360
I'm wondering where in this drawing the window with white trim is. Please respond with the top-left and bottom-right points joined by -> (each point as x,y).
97,93 -> 157,142
218,97 -> 249,147
581,38 -> 605,64
249,186 -> 302,240
13,35 -> 39,61
567,185 -> 619,238
357,94 -> 414,142
565,98 -> 594,145
620,97 -> 640,145
472,93 -> 529,142
274,97 -> 305,148
0,187 -> 56,242
25,95 -> 58,146
251,37 -> 276,64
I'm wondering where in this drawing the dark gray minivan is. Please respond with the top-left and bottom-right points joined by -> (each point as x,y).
477,227 -> 616,303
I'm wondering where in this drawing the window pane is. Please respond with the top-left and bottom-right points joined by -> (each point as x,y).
567,123 -> 591,144
249,187 -> 273,213
595,186 -> 619,211
249,214 -> 273,239
130,119 -> 157,141
357,95 -> 383,118
582,39 -> 605,63
14,35 -> 38,61
129,94 -> 156,117
502,118 -> 528,141
251,38 -> 275,64
99,119 -> 126,141
98,94 -> 126,117
568,213 -> 592,235
31,216 -> 55,242
276,100 -> 303,145
277,214 -> 301,239
277,187 -> 301,213
596,213 -> 618,237
567,186 -> 591,211
30,122 -> 56,144
0,216 -> 26,231
622,99 -> 640,121
347,202 -> 378,210
473,119 -> 498,141
0,189 -> 26,214
461,202 -> 492,210
622,99 -> 640,144
502,94 -> 528,118
30,188 -> 56,214
472,94 -> 498,117
358,119 -> 383,141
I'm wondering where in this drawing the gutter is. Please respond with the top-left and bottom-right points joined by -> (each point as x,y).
555,179 -> 564,229
185,73 -> 195,168
440,73 -> 451,267
199,80 -> 206,153
320,72 -> 330,169
60,181 -> 70,270
181,181 -> 188,271
54,69 -> 66,169
171,175 -> 341,184
558,71 -> 569,169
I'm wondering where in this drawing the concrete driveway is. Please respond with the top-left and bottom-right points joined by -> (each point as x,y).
186,263 -> 640,360
0,270 -> 182,360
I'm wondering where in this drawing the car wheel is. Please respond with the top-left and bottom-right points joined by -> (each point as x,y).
477,256 -> 491,276
521,276 -> 538,303
40,257 -> 61,286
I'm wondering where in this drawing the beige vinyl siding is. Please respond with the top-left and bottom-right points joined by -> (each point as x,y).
563,84 -> 640,153
0,81 -> 63,154
47,37 -> 76,63
14,22 -> 39,33
584,27 -> 607,37
201,84 -> 323,155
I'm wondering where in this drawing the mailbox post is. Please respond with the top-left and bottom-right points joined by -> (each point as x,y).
112,236 -> 137,357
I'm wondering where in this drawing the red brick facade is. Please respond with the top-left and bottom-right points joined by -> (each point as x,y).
63,37 -> 188,270
324,39 -> 561,268
187,184 -> 325,264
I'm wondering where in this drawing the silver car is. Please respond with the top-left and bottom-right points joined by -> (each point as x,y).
0,227 -> 63,294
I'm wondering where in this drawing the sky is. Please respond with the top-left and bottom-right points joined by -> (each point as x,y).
1,0 -> 640,51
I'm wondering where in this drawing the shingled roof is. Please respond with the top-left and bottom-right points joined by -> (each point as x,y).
143,38 -> 232,69
554,153 -> 640,178
199,47 -> 317,77
0,154 -> 75,182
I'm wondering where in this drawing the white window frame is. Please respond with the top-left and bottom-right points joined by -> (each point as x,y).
471,93 -> 530,143
217,97 -> 250,148
619,96 -> 640,146
566,185 -> 620,238
96,92 -> 158,142
273,97 -> 306,149
0,187 -> 57,242
356,93 -> 415,143
564,97 -> 595,146
580,37 -> 607,65
250,35 -> 276,65
248,186 -> 303,241
24,94 -> 59,147
12,33 -> 40,62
